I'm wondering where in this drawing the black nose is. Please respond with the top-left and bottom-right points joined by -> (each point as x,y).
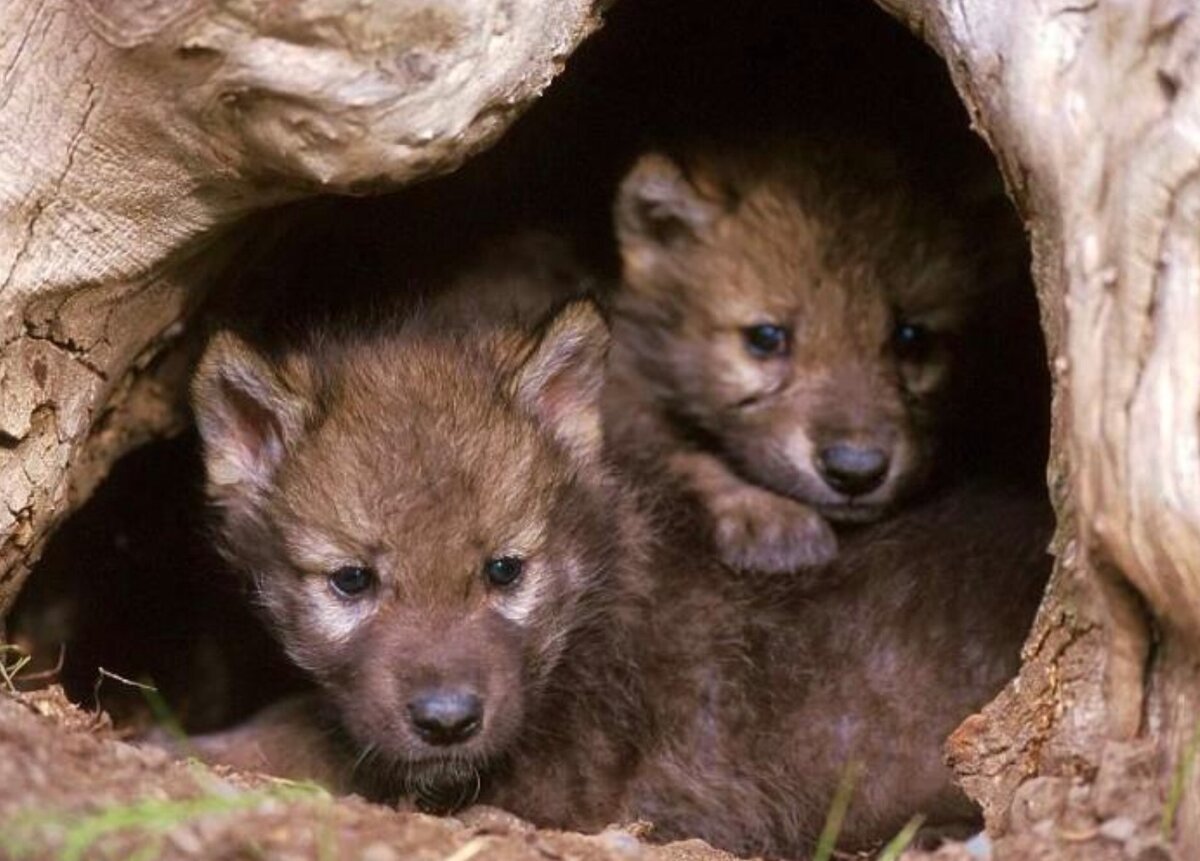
408,689 -> 484,746
816,443 -> 890,496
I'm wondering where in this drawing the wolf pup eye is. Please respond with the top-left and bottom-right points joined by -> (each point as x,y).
329,565 -> 376,597
483,556 -> 524,587
742,324 -> 790,358
892,322 -> 934,363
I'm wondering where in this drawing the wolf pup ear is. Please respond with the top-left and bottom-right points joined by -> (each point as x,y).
192,332 -> 310,497
513,300 -> 610,463
615,153 -> 724,256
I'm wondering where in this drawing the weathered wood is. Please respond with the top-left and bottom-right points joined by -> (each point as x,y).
5,0 -> 1200,853
876,0 -> 1200,852
0,0 -> 601,616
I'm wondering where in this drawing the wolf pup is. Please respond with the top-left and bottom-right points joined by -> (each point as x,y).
609,138 -> 995,573
191,298 -> 1049,857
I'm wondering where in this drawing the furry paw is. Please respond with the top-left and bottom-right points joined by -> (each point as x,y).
709,486 -> 837,573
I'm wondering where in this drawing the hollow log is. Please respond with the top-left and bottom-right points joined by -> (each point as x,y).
4,0 -> 1200,856
0,0 -> 601,614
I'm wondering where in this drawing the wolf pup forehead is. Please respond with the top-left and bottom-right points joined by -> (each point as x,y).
192,302 -> 617,805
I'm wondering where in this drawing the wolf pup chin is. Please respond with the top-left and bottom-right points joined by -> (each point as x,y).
190,298 -> 1049,858
609,138 -> 997,574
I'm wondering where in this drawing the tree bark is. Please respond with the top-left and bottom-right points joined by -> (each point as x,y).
0,0 -> 602,616
875,0 -> 1200,854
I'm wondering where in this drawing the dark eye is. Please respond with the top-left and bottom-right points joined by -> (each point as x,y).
329,565 -> 375,597
892,322 -> 934,362
483,556 -> 524,587
742,324 -> 790,358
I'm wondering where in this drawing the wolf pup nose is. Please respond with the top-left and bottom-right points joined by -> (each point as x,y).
815,441 -> 889,497
408,689 -> 484,745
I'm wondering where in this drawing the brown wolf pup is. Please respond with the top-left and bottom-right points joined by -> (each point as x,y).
190,298 -> 1050,857
609,138 -> 1002,574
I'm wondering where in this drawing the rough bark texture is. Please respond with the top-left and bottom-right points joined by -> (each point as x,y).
0,0 -> 602,616
875,0 -> 1200,855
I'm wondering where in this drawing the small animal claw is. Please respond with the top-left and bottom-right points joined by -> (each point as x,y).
709,486 -> 838,573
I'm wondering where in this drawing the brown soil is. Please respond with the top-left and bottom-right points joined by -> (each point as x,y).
0,684 -> 1176,861
3,687 -> 746,861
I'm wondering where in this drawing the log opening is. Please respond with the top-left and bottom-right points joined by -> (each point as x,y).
5,0 -> 1059,854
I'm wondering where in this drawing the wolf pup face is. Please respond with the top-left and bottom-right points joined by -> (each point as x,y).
613,143 -> 978,567
192,304 -> 613,806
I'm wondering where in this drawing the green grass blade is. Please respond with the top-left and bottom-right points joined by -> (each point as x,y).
1163,719 -> 1200,840
813,760 -> 862,861
875,815 -> 925,861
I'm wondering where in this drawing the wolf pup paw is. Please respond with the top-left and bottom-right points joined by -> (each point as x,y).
708,485 -> 838,572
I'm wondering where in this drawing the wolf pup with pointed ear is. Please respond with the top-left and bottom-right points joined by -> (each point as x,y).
607,137 -> 990,574
189,293 -> 1050,857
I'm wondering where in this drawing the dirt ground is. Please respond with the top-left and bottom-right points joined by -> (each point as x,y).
0,687 -> 734,861
0,684 -> 1178,861
0,686 -> 983,861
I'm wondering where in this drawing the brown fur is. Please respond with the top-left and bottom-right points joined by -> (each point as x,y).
190,299 -> 1050,857
610,138 -> 988,573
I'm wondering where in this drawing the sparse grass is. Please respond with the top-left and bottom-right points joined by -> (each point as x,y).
138,679 -> 191,747
875,815 -> 925,861
0,643 -> 32,693
441,837 -> 493,861
812,760 -> 863,861
0,777 -> 331,861
92,666 -> 196,756
315,806 -> 339,861
1162,718 -> 1200,841
127,837 -> 167,861
809,768 -> 926,861
92,664 -> 156,713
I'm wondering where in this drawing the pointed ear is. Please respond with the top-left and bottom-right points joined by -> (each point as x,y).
615,152 -> 725,253
191,332 -> 310,496
512,300 -> 610,463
